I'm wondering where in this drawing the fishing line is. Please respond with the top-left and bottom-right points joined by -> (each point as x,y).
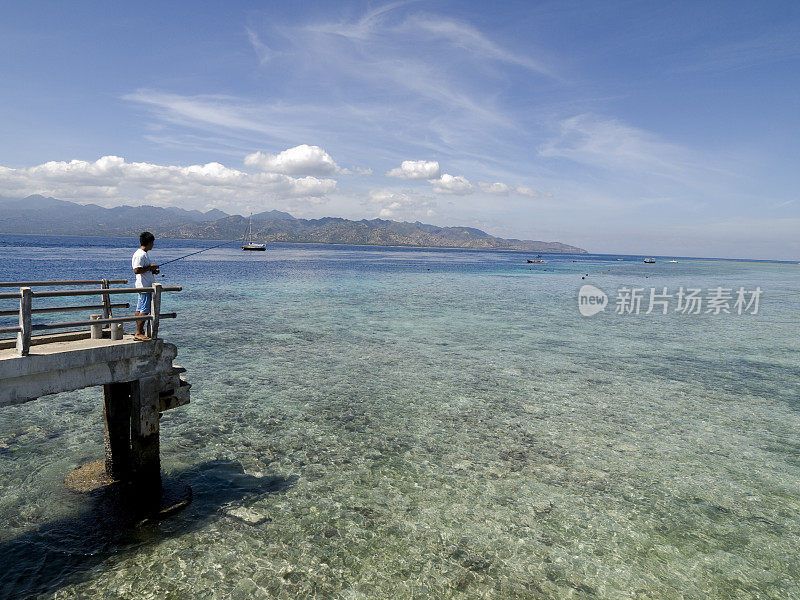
157,238 -> 242,275
158,214 -> 258,275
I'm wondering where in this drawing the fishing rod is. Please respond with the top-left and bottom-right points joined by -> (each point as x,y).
156,238 -> 242,275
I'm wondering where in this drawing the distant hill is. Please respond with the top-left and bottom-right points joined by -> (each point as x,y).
164,214 -> 586,253
0,195 -> 227,236
0,195 -> 587,253
253,209 -> 295,221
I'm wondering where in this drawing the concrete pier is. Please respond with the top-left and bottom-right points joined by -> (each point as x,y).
0,334 -> 190,509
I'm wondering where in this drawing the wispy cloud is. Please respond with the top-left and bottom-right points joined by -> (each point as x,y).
305,0 -> 413,40
246,28 -> 275,65
125,3 -> 552,181
403,15 -> 552,76
539,114 -> 696,178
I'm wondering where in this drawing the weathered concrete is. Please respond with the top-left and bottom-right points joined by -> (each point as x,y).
0,332 -> 191,510
0,330 -> 94,351
0,335 -> 185,407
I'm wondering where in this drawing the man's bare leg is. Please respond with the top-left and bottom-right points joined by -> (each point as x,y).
134,311 -> 150,340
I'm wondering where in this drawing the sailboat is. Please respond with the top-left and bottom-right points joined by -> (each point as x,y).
242,214 -> 266,251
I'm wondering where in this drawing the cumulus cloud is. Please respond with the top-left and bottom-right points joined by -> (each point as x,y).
477,181 -> 512,195
386,160 -> 441,180
430,173 -> 473,195
341,166 -> 373,176
0,155 -> 337,209
244,144 -> 341,176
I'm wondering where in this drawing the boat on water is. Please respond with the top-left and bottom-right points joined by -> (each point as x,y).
644,258 -> 656,263
527,254 -> 546,264
669,259 -> 678,263
242,214 -> 266,251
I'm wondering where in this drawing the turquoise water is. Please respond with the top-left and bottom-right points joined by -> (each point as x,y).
1,236 -> 799,599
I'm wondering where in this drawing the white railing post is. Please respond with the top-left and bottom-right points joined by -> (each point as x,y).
151,283 -> 162,339
17,287 -> 32,356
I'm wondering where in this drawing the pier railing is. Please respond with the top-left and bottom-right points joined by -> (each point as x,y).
0,279 -> 181,355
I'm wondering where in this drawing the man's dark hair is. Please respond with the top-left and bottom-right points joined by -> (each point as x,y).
139,231 -> 155,246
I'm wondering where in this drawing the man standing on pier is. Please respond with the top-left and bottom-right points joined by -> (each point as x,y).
132,232 -> 159,341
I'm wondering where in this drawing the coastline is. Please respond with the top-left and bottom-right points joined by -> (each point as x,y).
4,232 -> 799,263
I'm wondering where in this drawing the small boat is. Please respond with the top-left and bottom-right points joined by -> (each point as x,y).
242,214 -> 266,251
643,258 -> 656,264
527,254 -> 546,264
617,258 -> 624,261
669,259 -> 678,263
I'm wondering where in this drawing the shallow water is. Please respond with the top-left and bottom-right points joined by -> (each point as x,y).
1,236 -> 799,599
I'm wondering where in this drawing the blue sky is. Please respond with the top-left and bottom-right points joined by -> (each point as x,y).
0,1 -> 798,259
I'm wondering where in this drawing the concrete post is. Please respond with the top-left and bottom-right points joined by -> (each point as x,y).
110,323 -> 123,340
103,382 -> 132,480
90,314 -> 103,339
16,287 -> 31,356
130,377 -> 161,503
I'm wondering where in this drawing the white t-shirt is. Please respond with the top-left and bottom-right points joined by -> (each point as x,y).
132,248 -> 155,288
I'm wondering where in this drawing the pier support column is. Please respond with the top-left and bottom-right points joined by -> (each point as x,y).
131,377 -> 161,504
103,382 -> 132,480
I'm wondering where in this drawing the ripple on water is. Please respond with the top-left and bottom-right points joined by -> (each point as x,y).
1,246 -> 799,598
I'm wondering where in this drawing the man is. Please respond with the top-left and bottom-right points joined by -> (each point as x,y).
132,231 -> 159,341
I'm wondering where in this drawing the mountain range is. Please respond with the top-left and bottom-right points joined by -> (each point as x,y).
0,195 -> 587,253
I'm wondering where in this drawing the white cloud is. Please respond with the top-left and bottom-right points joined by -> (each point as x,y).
244,144 -> 341,176
539,114 -> 693,178
477,181 -> 544,197
305,1 -> 410,40
365,188 -> 436,220
307,8 -> 552,75
516,185 -> 541,197
387,160 -> 441,180
430,173 -> 473,195
478,181 -> 512,195
404,16 -> 552,76
0,155 -> 337,210
246,28 -> 275,65
341,166 -> 373,176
